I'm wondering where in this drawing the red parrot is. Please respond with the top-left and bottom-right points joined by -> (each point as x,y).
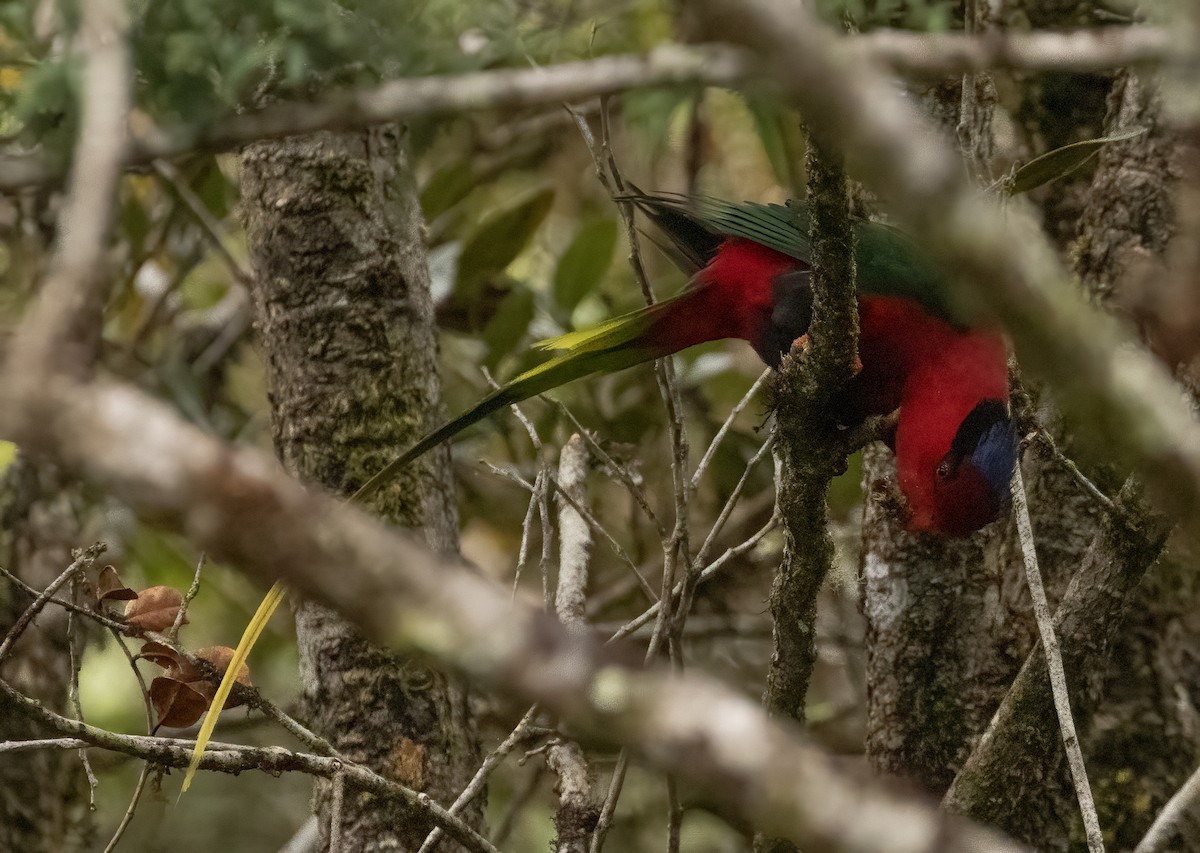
185,192 -> 1015,791
355,191 -> 1016,535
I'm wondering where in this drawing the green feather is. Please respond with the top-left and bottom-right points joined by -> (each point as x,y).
620,191 -> 953,318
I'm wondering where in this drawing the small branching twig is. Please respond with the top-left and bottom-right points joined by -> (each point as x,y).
168,553 -> 205,642
691,369 -> 772,490
417,706 -> 541,853
1010,464 -> 1105,853
0,543 -> 105,664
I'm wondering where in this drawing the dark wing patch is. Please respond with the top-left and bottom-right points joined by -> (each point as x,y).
754,268 -> 813,367
940,398 -> 1017,499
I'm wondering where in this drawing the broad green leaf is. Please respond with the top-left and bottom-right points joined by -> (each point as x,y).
193,158 -> 236,220
456,187 -> 554,299
553,217 -> 619,313
483,287 -> 536,370
1007,127 -> 1148,196
421,159 -> 476,222
745,94 -> 800,188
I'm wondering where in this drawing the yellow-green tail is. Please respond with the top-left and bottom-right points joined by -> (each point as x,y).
181,581 -> 287,792
182,287 -> 699,794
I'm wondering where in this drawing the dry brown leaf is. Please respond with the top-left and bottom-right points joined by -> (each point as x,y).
96,565 -> 137,603
138,640 -> 187,670
124,586 -> 187,632
150,676 -> 209,729
194,646 -> 252,709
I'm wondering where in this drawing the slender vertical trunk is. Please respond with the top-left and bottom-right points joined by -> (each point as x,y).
0,458 -> 92,852
240,127 -> 482,850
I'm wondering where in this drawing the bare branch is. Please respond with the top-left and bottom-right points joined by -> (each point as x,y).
856,25 -> 1181,77
7,0 -> 130,379
1010,464 -> 1104,852
1134,762 -> 1200,853
0,373 -> 1030,853
550,435 -> 600,853
0,679 -> 499,853
0,46 -> 751,191
944,479 -> 1169,833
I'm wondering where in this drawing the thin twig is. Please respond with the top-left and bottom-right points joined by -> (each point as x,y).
0,543 -> 105,664
485,462 -> 657,603
0,562 -> 127,632
101,630 -> 157,850
608,516 -> 778,644
554,402 -> 663,536
1034,430 -> 1117,512
152,161 -> 252,285
1011,463 -> 1105,853
66,574 -> 98,808
0,672 -> 501,853
329,766 -> 346,853
103,762 -> 154,853
417,706 -> 541,853
691,369 -> 772,490
168,552 -> 205,642
588,752 -> 630,853
0,737 -> 90,754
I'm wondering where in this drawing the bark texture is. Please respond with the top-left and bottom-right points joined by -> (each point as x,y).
859,4 -> 1148,842
864,21 -> 1197,850
240,128 -> 481,850
0,457 -> 92,853
1068,69 -> 1200,852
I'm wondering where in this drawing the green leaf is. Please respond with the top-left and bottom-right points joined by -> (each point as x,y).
553,217 -> 619,313
192,158 -> 236,220
1007,127 -> 1148,196
483,286 -> 536,370
745,94 -> 799,188
421,159 -> 477,222
456,187 -> 554,299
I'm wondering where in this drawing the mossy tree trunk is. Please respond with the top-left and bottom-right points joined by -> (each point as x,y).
240,127 -> 482,851
0,459 -> 93,853
862,6 -> 1198,851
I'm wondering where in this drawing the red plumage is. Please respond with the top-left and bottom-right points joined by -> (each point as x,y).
680,239 -> 1013,536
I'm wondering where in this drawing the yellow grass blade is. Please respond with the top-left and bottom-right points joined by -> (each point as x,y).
180,581 -> 286,793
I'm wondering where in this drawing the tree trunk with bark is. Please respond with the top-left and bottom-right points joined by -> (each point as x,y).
862,6 -> 1199,849
0,458 -> 92,853
240,127 -> 482,851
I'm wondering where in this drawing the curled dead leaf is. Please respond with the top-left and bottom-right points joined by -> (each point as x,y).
150,676 -> 209,729
138,640 -> 188,671
124,586 -> 187,632
194,646 -> 252,709
96,565 -> 137,603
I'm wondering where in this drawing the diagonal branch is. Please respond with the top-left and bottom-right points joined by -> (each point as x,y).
0,372 -> 1029,853
0,46 -> 751,191
7,0 -> 130,381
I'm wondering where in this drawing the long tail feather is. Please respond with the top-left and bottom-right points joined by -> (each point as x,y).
183,230 -> 714,796
181,581 -> 286,793
355,289 -> 703,503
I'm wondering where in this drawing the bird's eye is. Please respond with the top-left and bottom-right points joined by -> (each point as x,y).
936,461 -> 951,480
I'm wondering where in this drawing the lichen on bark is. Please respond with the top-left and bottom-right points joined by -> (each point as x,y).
240,127 -> 481,850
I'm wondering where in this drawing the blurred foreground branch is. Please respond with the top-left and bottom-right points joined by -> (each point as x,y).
0,373 -> 1028,853
0,26 -> 1184,192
